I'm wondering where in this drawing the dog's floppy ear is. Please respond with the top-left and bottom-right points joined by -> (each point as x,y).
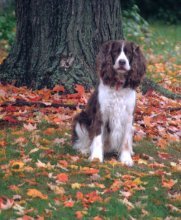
127,42 -> 146,88
96,41 -> 114,83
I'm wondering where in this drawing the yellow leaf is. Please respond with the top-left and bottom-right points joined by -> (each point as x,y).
27,189 -> 48,199
138,159 -> 148,165
69,165 -> 79,170
71,183 -> 81,189
11,161 -> 25,172
133,178 -> 147,185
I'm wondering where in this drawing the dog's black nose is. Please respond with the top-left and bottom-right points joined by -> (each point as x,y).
119,59 -> 126,66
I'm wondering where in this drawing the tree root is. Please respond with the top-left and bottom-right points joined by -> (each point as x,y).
141,78 -> 181,100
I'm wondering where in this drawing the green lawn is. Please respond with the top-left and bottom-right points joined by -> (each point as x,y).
0,123 -> 180,219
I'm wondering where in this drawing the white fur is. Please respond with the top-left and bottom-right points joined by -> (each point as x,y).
119,150 -> 134,166
89,134 -> 103,162
73,123 -> 90,155
113,43 -> 131,72
98,81 -> 136,165
73,81 -> 136,166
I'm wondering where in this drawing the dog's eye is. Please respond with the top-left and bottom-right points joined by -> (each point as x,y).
124,48 -> 128,54
117,48 -> 121,53
112,48 -> 121,55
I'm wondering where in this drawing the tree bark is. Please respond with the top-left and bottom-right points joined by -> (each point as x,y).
0,0 -> 123,90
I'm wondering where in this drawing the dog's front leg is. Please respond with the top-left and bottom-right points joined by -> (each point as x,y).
89,132 -> 104,162
119,115 -> 134,166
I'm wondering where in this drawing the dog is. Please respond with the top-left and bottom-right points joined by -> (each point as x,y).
72,40 -> 146,166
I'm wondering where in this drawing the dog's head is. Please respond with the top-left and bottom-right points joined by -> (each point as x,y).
96,40 -> 146,89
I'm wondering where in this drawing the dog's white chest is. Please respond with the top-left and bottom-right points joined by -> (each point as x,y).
98,81 -> 136,150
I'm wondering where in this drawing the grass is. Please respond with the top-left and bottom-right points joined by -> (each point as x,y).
148,22 -> 181,59
126,21 -> 181,64
0,123 -> 180,219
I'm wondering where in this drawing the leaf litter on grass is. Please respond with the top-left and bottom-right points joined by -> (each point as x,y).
0,48 -> 181,219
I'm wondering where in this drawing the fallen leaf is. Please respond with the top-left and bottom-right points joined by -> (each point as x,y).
27,189 -> 48,199
47,183 -> 65,195
0,196 -> 14,210
75,210 -> 87,219
53,85 -> 65,93
76,192 -> 84,200
133,178 -> 145,185
149,162 -> 165,168
120,190 -> 132,198
56,173 -> 68,183
75,84 -> 85,95
23,123 -> 37,131
170,162 -> 181,172
158,152 -> 172,160
36,160 -> 55,170
157,139 -> 167,148
80,167 -> 99,175
64,199 -> 75,207
162,178 -> 177,189
138,159 -> 148,165
9,185 -> 20,192
16,215 -> 34,220
11,161 -> 25,172
122,198 -> 135,210
71,183 -> 82,189
166,204 -> 181,213
93,216 -> 103,220
143,116 -> 151,127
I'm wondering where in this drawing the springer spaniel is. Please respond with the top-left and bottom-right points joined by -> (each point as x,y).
72,40 -> 146,166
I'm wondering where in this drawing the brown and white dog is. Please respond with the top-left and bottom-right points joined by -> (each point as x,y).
72,40 -> 146,166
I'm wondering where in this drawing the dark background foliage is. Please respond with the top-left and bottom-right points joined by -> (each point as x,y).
0,0 -> 180,48
122,0 -> 181,24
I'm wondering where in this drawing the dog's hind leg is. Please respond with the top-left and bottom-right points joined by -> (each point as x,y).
72,111 -> 91,155
73,122 -> 90,155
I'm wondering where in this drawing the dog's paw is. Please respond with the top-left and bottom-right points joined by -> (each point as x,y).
89,135 -> 103,162
89,154 -> 103,163
119,151 -> 134,167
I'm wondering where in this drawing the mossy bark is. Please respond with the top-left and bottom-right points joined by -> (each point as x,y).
0,0 -> 123,91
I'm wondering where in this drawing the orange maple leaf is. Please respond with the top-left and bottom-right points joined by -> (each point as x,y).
53,85 -> 65,93
157,139 -> 167,148
75,84 -> 85,95
80,167 -> 99,175
76,191 -> 84,200
64,199 -> 75,207
162,178 -> 177,189
143,116 -> 151,127
56,173 -> 68,183
75,211 -> 84,219
27,189 -> 48,199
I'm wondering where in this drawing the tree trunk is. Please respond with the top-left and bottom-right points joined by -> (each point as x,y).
0,0 -> 123,91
